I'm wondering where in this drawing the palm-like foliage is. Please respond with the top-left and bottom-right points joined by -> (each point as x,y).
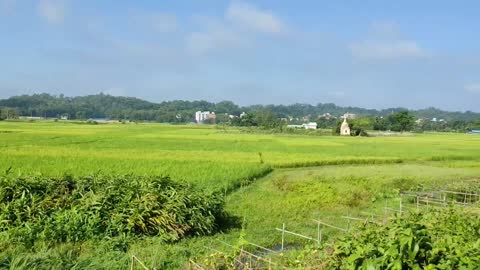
0,175 -> 226,246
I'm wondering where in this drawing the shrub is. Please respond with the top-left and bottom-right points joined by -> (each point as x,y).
328,207 -> 480,269
0,175 -> 227,246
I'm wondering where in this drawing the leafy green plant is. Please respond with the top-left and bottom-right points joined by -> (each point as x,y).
327,207 -> 480,269
0,175 -> 228,246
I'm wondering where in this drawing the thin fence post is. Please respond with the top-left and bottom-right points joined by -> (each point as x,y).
248,250 -> 252,269
320,229 -> 322,244
347,218 -> 350,231
131,255 -> 135,270
317,222 -> 321,246
399,196 -> 403,214
240,248 -> 244,269
281,223 -> 285,251
384,199 -> 388,217
416,196 -> 419,209
131,255 -> 149,270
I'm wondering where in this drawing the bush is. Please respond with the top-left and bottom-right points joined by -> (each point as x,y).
328,207 -> 480,269
0,175 -> 227,246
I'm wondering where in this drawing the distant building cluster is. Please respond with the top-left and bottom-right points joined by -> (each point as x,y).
195,111 -> 216,123
431,117 -> 446,123
320,113 -> 334,119
287,122 -> 318,130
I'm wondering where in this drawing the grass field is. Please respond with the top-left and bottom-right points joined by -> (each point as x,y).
2,121 -> 480,178
1,121 -> 479,269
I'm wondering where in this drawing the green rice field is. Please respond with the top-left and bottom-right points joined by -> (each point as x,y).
2,121 -> 479,180
1,121 -> 479,269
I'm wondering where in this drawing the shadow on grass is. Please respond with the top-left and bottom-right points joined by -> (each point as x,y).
216,212 -> 243,233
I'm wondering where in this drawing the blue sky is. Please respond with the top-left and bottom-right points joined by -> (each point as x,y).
1,0 -> 480,111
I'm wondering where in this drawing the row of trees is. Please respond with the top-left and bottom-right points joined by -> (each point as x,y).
226,110 -> 416,133
1,94 -> 479,132
0,108 -> 19,120
373,111 -> 415,132
331,111 -> 480,135
2,93 -> 480,122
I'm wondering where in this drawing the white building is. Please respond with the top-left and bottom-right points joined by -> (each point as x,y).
287,122 -> 317,130
287,124 -> 303,129
415,118 -> 424,124
340,117 -> 351,136
303,122 -> 318,130
19,116 -> 43,120
320,113 -> 334,119
195,111 -> 216,123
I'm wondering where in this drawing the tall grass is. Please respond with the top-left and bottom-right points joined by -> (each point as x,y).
1,122 -> 480,185
0,175 -> 228,246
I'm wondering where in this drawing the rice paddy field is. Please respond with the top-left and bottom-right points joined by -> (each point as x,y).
1,121 -> 480,269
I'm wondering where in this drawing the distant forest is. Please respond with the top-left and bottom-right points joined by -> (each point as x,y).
1,93 -> 479,128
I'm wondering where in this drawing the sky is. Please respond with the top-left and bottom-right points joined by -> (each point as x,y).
1,0 -> 480,111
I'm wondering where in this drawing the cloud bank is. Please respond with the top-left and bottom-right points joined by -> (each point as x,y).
186,1 -> 286,55
350,21 -> 427,60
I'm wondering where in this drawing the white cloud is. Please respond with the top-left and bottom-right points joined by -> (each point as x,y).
465,83 -> 480,93
350,40 -> 426,60
186,26 -> 248,55
38,0 -> 65,25
185,1 -> 285,55
150,13 -> 178,33
350,22 -> 427,60
226,1 -> 283,34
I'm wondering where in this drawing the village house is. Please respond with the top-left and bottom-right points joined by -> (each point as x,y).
303,122 -> 317,130
195,111 -> 216,123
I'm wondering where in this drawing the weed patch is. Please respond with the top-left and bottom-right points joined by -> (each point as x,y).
0,175 -> 230,246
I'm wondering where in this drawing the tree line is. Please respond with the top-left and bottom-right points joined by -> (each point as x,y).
1,93 -> 479,132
